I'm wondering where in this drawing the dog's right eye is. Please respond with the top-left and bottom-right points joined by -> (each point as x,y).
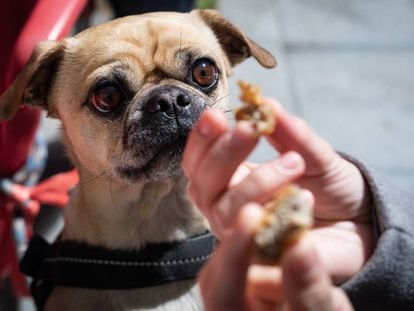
90,85 -> 124,114
191,58 -> 219,89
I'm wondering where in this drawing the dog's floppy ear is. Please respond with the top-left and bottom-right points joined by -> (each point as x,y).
0,40 -> 64,121
196,9 -> 277,69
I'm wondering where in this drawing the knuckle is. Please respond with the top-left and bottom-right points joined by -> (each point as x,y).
251,164 -> 285,189
248,169 -> 272,190
214,191 -> 245,225
223,189 -> 247,210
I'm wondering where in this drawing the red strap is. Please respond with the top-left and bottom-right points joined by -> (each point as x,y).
31,169 -> 79,208
3,169 -> 79,220
0,204 -> 30,296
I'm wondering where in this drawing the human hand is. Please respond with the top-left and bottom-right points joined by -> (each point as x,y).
182,98 -> 374,283
199,204 -> 354,311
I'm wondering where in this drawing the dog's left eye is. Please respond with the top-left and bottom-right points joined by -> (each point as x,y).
91,85 -> 124,114
191,58 -> 219,89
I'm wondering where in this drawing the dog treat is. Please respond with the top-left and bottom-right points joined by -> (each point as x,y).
235,80 -> 275,135
253,184 -> 313,264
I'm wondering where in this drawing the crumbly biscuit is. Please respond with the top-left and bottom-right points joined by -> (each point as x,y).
254,185 -> 313,264
235,81 -> 275,135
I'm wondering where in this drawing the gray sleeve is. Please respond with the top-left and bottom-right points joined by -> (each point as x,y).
340,155 -> 414,310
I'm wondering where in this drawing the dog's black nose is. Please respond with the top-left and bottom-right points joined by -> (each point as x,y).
143,87 -> 192,117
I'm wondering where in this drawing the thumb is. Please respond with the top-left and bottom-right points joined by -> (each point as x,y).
282,236 -> 354,311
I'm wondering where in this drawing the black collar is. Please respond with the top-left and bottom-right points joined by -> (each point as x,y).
21,232 -> 215,290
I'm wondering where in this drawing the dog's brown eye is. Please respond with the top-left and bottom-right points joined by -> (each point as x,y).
91,85 -> 124,113
192,58 -> 218,88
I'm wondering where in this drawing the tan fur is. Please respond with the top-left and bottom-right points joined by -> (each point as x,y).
0,10 -> 275,310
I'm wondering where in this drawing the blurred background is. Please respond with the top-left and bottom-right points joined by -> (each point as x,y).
2,0 -> 413,310
220,0 -> 414,194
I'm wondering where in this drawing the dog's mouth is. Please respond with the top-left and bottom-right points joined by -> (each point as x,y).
116,134 -> 189,182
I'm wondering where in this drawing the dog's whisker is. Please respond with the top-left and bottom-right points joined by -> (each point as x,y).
106,136 -> 127,139
79,131 -> 126,138
210,93 -> 231,108
80,132 -> 127,140
77,171 -> 107,185
79,133 -> 100,139
109,177 -> 119,210
223,109 -> 234,114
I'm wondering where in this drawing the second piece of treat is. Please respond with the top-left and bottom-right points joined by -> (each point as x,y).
254,184 -> 313,264
235,80 -> 276,136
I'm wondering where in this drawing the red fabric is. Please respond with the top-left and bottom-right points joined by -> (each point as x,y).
0,108 -> 41,177
0,0 -> 39,177
0,0 -> 40,296
0,0 -> 37,90
0,209 -> 29,296
0,169 -> 79,295
31,170 -> 79,211
0,0 -> 88,176
0,0 -> 87,297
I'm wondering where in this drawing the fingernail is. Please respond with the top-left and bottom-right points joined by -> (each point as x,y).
278,152 -> 302,171
196,110 -> 227,137
212,209 -> 233,239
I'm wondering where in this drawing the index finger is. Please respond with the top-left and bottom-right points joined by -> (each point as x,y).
182,109 -> 228,177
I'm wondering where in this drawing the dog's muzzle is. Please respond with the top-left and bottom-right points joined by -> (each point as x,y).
118,85 -> 208,181
125,84 -> 207,149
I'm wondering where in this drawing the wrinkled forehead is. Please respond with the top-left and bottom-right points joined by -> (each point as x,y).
56,13 -> 227,102
74,13 -> 224,71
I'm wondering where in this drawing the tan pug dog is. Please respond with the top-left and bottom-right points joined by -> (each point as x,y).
0,9 -> 275,310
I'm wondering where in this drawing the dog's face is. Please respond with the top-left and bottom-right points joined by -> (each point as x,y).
52,12 -> 229,183
0,10 -> 276,183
